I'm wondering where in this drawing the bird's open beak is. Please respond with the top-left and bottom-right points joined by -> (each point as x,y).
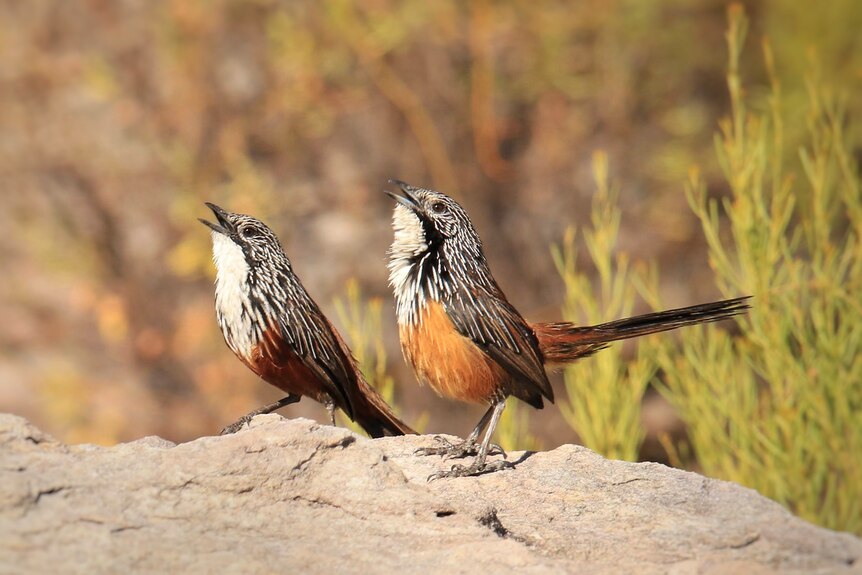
199,202 -> 234,235
385,179 -> 422,213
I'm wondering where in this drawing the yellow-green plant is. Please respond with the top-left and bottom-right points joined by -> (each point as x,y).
332,279 -> 400,434
495,397 -> 543,453
332,279 -> 432,435
654,5 -> 861,534
334,280 -> 396,403
552,152 -> 657,462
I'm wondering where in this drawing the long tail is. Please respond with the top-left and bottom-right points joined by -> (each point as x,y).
350,373 -> 416,438
534,296 -> 750,364
324,320 -> 416,438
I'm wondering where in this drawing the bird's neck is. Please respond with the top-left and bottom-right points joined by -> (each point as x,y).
390,240 -> 494,328
210,234 -> 259,359
210,233 -> 297,360
389,246 -> 444,327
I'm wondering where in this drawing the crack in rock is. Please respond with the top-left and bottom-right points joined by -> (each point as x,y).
729,532 -> 761,549
478,508 -> 508,538
611,477 -> 647,486
33,487 -> 64,505
110,525 -> 145,534
290,450 -> 320,475
290,495 -> 368,522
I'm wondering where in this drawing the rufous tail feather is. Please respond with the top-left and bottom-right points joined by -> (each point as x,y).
534,296 -> 750,364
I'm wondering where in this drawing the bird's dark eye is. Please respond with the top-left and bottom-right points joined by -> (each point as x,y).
430,201 -> 446,214
241,226 -> 259,238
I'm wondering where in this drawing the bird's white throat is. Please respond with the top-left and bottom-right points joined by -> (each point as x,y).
388,205 -> 431,325
210,232 -> 256,358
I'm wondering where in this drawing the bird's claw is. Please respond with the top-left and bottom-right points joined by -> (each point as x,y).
414,435 -> 478,459
219,416 -> 252,436
443,442 -> 506,461
426,458 -> 515,481
487,443 -> 506,457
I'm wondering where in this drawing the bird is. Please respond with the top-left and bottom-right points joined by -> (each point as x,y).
200,202 -> 415,438
385,180 -> 749,478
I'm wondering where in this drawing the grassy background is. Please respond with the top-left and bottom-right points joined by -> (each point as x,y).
0,1 -> 859,533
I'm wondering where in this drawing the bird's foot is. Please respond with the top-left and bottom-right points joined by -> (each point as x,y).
427,458 -> 515,481
218,395 -> 300,436
220,415 -> 253,436
414,435 -> 475,458
414,436 -> 505,460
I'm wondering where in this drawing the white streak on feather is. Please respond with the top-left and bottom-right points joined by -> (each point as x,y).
387,204 -> 429,326
211,232 -> 258,359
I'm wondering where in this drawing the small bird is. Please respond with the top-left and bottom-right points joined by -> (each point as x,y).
386,180 -> 749,478
200,203 -> 414,437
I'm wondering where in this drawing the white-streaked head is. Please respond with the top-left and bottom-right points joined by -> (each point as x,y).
200,203 -> 292,358
200,203 -> 289,272
385,180 -> 486,325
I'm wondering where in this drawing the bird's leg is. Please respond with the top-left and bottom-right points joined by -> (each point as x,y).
415,404 -> 504,459
428,400 -> 514,480
325,400 -> 337,426
220,394 -> 301,435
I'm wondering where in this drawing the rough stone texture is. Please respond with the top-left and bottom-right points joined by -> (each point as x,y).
0,413 -> 859,575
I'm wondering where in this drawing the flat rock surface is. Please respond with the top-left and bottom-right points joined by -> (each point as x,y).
0,413 -> 859,574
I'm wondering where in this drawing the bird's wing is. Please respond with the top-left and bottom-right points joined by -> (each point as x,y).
257,296 -> 357,419
444,284 -> 554,406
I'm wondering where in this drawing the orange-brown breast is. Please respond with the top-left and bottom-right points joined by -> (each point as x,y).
241,325 -> 333,405
400,300 -> 506,404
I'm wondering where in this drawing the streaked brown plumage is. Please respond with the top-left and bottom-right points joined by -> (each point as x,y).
201,203 -> 414,438
386,180 -> 749,478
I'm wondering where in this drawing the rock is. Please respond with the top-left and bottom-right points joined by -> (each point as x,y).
0,413 -> 858,574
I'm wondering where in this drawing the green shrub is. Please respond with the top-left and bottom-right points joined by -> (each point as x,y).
333,279 -> 401,434
654,5 -> 861,534
551,151 -> 656,462
496,397 -> 543,453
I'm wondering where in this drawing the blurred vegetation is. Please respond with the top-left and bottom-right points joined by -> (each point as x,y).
650,6 -> 862,534
496,398 -> 542,453
521,5 -> 860,534
0,0 -> 860,533
334,279 -> 397,413
333,278 -> 427,434
551,152 -> 657,462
